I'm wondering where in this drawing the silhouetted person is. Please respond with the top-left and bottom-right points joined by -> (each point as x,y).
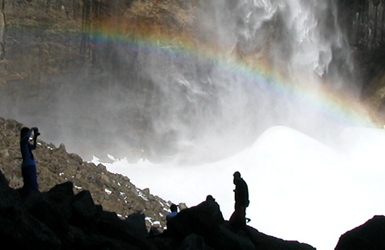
233,171 -> 249,209
230,171 -> 249,229
205,195 -> 225,222
20,127 -> 40,197
166,203 -> 178,221
206,195 -> 215,202
162,203 -> 179,237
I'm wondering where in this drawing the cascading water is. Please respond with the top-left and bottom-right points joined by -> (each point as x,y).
130,0 -> 366,163
0,0 -> 367,163
102,1 -> 385,250
200,0 -> 337,81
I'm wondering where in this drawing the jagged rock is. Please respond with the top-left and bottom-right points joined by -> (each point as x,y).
71,190 -> 98,222
0,171 -> 61,250
167,200 -> 225,241
125,213 -> 149,239
0,169 -> 155,250
0,117 -> 321,250
0,163 -> 319,250
162,199 -> 315,250
335,215 -> 385,250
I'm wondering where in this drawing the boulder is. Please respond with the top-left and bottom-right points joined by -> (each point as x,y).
335,215 -> 385,250
0,169 -> 157,250
125,212 -> 149,239
0,171 -> 61,249
167,200 -> 225,241
163,199 -> 315,250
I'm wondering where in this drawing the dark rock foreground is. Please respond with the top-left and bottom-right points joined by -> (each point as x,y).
335,215 -> 385,250
1,118 -> 385,249
0,167 -> 317,250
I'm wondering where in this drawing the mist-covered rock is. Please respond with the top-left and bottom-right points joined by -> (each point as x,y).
0,0 -> 205,162
336,0 -> 385,123
1,0 -> 383,163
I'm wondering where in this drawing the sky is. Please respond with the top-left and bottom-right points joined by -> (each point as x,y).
97,125 -> 385,250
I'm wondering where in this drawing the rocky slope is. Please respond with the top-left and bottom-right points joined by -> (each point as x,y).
2,116 -> 385,249
0,116 -> 177,231
0,116 -> 317,249
0,165 -> 318,250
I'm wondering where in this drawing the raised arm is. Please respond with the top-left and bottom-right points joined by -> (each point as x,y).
31,127 -> 40,150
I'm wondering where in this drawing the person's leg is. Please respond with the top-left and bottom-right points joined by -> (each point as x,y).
229,206 -> 246,230
21,164 -> 39,196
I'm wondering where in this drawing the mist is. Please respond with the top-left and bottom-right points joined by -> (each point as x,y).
1,0 -> 369,164
91,1 -> 384,250
1,0 -> 383,249
99,125 -> 385,250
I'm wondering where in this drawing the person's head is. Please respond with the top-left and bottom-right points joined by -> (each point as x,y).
233,171 -> 241,184
20,127 -> 30,140
206,195 -> 215,202
170,204 -> 178,213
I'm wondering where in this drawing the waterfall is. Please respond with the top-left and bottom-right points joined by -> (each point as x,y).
102,5 -> 383,250
0,0 -> 370,163
198,0 -> 344,82
133,0 -> 360,163
1,2 -> 384,249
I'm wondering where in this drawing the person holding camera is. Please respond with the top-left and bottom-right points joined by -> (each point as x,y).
20,126 -> 40,197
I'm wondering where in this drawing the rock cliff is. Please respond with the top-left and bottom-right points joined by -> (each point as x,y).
2,0 -> 385,161
0,0 -> 200,160
336,0 -> 385,123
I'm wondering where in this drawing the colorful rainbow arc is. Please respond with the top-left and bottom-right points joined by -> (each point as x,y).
91,29 -> 375,129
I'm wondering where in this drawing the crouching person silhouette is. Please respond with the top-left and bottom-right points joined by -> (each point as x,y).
166,204 -> 178,221
20,127 -> 40,197
229,171 -> 250,230
161,203 -> 179,237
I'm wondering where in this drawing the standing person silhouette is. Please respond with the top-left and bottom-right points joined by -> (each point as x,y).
230,171 -> 250,229
20,127 -> 40,197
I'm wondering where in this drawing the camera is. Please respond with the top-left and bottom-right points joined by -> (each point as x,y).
32,127 -> 41,137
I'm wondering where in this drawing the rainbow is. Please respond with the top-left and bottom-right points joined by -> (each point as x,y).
91,23 -> 376,130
